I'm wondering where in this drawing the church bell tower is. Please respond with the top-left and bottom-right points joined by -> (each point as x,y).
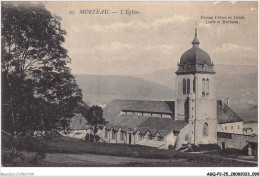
175,28 -> 217,145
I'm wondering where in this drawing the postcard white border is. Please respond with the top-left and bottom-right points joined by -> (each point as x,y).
0,0 -> 259,176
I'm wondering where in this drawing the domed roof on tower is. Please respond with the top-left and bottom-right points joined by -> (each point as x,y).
176,28 -> 215,75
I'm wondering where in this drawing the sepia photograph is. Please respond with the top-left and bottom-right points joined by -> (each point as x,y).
1,0 -> 259,176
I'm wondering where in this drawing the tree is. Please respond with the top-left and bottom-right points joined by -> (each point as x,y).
1,2 -> 83,163
85,105 -> 105,142
75,101 -> 89,116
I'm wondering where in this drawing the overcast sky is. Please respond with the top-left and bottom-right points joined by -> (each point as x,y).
45,1 -> 258,75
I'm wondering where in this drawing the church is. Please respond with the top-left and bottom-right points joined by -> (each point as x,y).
96,29 -> 245,150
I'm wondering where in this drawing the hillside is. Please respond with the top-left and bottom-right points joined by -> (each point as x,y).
75,75 -> 174,107
75,64 -> 257,122
135,64 -> 257,90
134,64 -> 258,120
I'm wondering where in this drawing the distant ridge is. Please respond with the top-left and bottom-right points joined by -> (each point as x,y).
74,64 -> 257,122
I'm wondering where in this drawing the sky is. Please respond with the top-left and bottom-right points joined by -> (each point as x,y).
44,1 -> 258,75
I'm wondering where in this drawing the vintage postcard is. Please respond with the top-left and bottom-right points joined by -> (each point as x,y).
1,1 -> 259,176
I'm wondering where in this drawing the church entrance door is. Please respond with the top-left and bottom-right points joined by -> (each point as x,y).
221,142 -> 225,149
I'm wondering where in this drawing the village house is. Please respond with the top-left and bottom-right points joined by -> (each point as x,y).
66,113 -> 90,139
243,121 -> 258,136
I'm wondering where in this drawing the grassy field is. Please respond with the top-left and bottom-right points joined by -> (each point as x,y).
2,149 -> 214,167
47,136 -> 174,159
2,136 -> 258,167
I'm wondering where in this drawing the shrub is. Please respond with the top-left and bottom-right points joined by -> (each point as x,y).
219,148 -> 247,155
85,134 -> 100,142
168,145 -> 174,150
198,144 -> 220,151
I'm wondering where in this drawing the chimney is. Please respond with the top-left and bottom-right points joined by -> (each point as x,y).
221,98 -> 225,108
227,98 -> 230,107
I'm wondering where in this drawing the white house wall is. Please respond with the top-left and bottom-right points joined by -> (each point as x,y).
243,123 -> 258,135
217,122 -> 243,134
67,130 -> 87,140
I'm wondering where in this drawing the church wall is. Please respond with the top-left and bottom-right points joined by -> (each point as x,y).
175,124 -> 189,150
163,132 -> 177,149
194,74 -> 217,120
194,119 -> 218,144
134,130 -> 142,144
109,129 -> 116,143
116,128 -> 126,144
195,74 -> 216,99
143,113 -> 152,117
176,74 -> 194,118
176,73 -> 218,145
101,127 -> 112,143
243,123 -> 258,135
121,111 -> 172,118
217,122 -> 243,134
194,74 -> 217,145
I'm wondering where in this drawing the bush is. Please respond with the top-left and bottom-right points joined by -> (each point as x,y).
46,136 -> 174,159
85,134 -> 100,142
14,135 -> 49,161
219,148 -> 247,156
168,145 -> 174,149
2,134 -> 50,166
198,144 -> 220,151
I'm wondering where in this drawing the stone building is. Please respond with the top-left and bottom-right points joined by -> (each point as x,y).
97,29 -> 255,150
217,132 -> 257,156
243,121 -> 258,135
66,113 -> 90,139
217,100 -> 244,135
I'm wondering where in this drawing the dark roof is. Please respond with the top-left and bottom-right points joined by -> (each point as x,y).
106,114 -> 149,130
147,129 -> 158,136
217,132 -> 258,143
138,117 -> 187,132
103,100 -> 174,122
176,46 -> 215,75
217,100 -> 243,124
70,113 -> 89,130
180,47 -> 212,65
104,99 -> 242,135
244,120 -> 258,124
247,136 -> 258,143
176,29 -> 215,75
106,114 -> 187,137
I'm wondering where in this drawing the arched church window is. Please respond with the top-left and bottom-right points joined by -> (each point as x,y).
187,79 -> 190,94
206,78 -> 209,95
105,129 -> 108,138
193,78 -> 196,92
203,123 -> 209,137
183,79 -> 186,95
112,130 -> 116,139
202,78 -> 205,95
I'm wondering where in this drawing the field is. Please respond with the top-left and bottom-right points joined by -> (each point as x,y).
2,150 -> 216,167
1,136 -> 257,167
